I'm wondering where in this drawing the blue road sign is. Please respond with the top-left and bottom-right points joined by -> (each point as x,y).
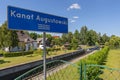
7,6 -> 68,33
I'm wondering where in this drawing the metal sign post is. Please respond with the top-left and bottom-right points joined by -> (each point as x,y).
43,32 -> 46,80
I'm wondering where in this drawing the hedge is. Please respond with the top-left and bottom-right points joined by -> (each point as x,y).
78,46 -> 109,80
47,48 -> 61,52
3,51 -> 33,57
0,50 -> 5,55
33,49 -> 43,54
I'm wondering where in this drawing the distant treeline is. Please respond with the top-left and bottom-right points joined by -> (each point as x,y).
0,21 -> 119,49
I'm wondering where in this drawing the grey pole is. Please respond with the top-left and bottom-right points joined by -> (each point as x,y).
43,32 -> 46,80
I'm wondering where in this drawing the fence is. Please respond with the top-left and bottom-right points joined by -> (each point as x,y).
15,60 -> 120,80
14,60 -> 80,80
82,64 -> 120,80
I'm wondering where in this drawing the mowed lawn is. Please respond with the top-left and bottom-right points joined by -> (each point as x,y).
100,49 -> 120,80
0,50 -> 75,69
0,54 -> 42,69
105,49 -> 120,68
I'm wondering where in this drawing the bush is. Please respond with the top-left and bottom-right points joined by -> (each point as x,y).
78,46 -> 110,80
0,50 -> 5,55
33,49 -> 43,54
71,44 -> 78,50
3,51 -> 33,57
47,47 -> 61,52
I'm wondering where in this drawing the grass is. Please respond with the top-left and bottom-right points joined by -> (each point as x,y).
0,50 -> 75,69
0,54 -> 42,69
46,49 -> 120,80
47,63 -> 80,80
105,49 -> 120,68
100,49 -> 120,80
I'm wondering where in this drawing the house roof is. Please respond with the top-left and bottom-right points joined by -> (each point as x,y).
17,31 -> 36,43
36,38 -> 48,43
52,36 -> 60,38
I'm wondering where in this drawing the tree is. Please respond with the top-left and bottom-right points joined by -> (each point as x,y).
79,26 -> 88,45
46,34 -> 53,46
87,30 -> 98,46
61,32 -> 73,45
97,32 -> 102,44
74,30 -> 79,41
67,32 -> 73,43
108,36 -> 120,49
101,33 -> 110,45
71,37 -> 79,49
61,33 -> 68,44
37,34 -> 43,38
0,21 -> 18,49
51,38 -> 61,46
29,32 -> 37,40
0,26 -> 3,48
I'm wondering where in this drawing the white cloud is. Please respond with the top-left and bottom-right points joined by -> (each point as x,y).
69,19 -> 76,23
73,16 -> 79,19
67,3 -> 81,11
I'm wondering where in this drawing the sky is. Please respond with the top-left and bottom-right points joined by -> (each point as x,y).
0,0 -> 120,36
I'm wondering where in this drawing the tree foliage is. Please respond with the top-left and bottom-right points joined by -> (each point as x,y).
74,30 -> 79,41
0,21 -> 18,48
52,38 -> 61,46
101,33 -> 110,45
87,30 -> 98,46
107,35 -> 120,49
29,32 -> 38,40
61,33 -> 68,44
71,37 -> 79,49
0,21 -> 114,50
79,26 -> 88,45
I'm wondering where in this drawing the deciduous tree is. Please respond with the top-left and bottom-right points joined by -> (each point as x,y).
0,21 -> 18,49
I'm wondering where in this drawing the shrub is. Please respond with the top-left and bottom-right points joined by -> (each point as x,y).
0,50 -> 5,55
78,46 -> 110,80
3,51 -> 33,57
0,60 -> 3,64
47,47 -> 61,53
33,49 -> 43,54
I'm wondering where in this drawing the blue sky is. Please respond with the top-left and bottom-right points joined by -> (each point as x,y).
0,0 -> 120,36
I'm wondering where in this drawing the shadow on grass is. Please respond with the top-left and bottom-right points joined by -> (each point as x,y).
0,60 -> 10,64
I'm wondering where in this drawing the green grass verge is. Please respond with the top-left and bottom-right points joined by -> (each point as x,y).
27,48 -> 120,80
105,49 -> 120,68
0,54 -> 42,69
0,50 -> 75,69
100,49 -> 120,80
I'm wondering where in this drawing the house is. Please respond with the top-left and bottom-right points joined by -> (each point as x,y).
4,31 -> 38,52
17,31 -> 37,51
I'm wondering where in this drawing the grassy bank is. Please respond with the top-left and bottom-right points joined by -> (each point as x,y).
105,49 -> 120,68
100,49 -> 120,80
0,50 -> 75,69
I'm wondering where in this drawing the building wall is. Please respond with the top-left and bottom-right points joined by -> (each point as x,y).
33,42 -> 37,49
25,42 -> 37,51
